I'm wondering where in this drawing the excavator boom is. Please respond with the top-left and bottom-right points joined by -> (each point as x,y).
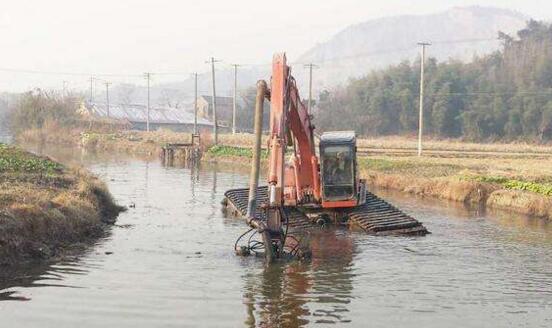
267,53 -> 319,207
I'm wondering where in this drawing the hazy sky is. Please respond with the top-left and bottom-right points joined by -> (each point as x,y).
0,0 -> 550,92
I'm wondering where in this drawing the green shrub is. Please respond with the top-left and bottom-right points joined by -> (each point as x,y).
464,174 -> 552,196
207,145 -> 268,158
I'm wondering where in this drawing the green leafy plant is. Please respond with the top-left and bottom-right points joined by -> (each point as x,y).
0,145 -> 62,174
207,145 -> 268,159
464,175 -> 552,196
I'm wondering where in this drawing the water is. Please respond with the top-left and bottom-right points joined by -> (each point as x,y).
1,145 -> 552,327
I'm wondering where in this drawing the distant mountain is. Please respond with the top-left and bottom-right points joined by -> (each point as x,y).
108,6 -> 529,107
297,6 -> 528,90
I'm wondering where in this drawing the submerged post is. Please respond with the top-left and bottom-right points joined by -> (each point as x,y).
246,80 -> 267,218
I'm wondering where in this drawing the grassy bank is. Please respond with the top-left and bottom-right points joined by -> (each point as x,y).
0,143 -> 124,266
205,142 -> 552,220
16,127 -> 552,220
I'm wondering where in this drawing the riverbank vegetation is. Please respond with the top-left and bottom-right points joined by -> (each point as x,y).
0,143 -> 124,266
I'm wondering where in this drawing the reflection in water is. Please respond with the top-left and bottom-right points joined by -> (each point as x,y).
0,259 -> 92,302
212,161 -> 218,200
243,230 -> 355,327
189,158 -> 200,198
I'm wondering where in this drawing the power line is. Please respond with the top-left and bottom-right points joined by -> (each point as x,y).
294,37 -> 501,66
431,37 -> 499,45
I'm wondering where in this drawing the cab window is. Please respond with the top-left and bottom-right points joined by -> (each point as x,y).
321,145 -> 354,200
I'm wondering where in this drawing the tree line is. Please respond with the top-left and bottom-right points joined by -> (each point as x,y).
7,90 -> 81,134
316,20 -> 552,142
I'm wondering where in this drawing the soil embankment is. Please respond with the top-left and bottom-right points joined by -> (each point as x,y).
0,143 -> 124,266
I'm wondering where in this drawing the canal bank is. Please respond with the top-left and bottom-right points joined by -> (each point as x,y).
15,127 -> 552,221
0,143 -> 124,266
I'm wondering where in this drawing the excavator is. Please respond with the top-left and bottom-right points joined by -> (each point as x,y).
223,53 -> 428,262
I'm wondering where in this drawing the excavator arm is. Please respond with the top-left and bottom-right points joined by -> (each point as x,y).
267,53 -> 320,207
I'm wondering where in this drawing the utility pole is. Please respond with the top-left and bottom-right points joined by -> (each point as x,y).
304,63 -> 318,115
193,72 -> 198,135
417,42 -> 431,157
89,76 -> 95,103
62,80 -> 68,96
206,57 -> 220,145
144,72 -> 152,132
231,64 -> 239,134
105,81 -> 112,118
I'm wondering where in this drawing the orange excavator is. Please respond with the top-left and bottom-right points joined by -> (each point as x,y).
224,53 -> 428,262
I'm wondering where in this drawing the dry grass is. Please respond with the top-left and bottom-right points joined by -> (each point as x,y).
487,190 -> 552,218
358,154 -> 552,220
216,133 -> 552,154
18,122 -> 82,146
355,135 -> 552,153
0,144 -> 124,266
359,154 -> 552,183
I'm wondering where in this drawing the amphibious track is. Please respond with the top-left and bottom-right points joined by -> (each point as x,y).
223,186 -> 428,236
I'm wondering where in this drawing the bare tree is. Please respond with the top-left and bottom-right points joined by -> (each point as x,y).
118,83 -> 136,106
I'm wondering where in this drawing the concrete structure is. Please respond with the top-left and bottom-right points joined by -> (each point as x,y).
78,102 -> 213,132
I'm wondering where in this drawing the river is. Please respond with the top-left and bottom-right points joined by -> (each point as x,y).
1,143 -> 552,327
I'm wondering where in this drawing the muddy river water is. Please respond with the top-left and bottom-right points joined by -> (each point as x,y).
1,143 -> 552,327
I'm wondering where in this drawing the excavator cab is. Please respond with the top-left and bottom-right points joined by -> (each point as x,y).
319,131 -> 358,205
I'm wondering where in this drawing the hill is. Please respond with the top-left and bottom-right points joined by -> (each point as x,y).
298,6 -> 528,90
